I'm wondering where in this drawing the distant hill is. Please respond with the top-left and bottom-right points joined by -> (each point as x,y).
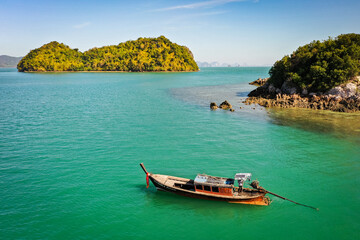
17,36 -> 199,72
0,55 -> 22,68
196,61 -> 240,68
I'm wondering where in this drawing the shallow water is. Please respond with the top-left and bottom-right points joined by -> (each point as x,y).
0,68 -> 359,239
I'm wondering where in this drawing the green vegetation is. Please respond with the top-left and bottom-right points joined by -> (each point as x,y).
17,36 -> 199,72
17,42 -> 83,71
268,33 -> 360,92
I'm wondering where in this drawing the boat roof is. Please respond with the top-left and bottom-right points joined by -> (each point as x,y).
194,174 -> 234,186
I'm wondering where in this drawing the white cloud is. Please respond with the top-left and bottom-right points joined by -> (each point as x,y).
73,22 -> 91,29
153,0 -> 247,12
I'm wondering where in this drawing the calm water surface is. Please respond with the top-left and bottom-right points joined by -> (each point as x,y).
0,68 -> 359,239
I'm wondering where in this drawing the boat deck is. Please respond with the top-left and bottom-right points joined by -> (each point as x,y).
151,174 -> 265,200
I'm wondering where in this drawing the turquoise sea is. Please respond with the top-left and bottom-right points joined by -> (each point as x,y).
0,68 -> 359,239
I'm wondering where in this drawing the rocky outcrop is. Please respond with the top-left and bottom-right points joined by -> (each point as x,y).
326,83 -> 357,98
248,79 -> 299,98
210,100 -> 234,112
245,94 -> 360,112
246,77 -> 360,112
210,102 -> 218,110
249,78 -> 269,87
219,100 -> 232,110
280,80 -> 297,95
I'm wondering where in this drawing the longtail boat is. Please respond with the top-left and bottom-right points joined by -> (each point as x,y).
140,163 -> 319,210
140,163 -> 270,206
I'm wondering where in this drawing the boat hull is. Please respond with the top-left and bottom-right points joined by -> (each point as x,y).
150,175 -> 270,206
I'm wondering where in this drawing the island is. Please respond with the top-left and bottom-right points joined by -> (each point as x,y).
245,33 -> 360,112
17,36 -> 199,72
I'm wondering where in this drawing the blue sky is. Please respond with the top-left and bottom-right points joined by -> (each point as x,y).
1,0 -> 359,65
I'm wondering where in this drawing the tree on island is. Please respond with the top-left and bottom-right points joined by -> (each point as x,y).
268,33 -> 360,92
17,36 -> 199,72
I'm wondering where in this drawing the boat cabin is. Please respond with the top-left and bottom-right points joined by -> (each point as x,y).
170,172 -> 253,196
194,174 -> 235,196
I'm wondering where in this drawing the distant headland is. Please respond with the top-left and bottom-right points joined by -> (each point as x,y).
0,55 -> 22,68
245,33 -> 360,113
17,36 -> 199,72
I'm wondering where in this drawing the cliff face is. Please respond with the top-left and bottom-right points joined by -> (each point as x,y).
17,36 -> 199,72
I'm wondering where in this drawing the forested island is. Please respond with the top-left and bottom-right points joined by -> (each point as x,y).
245,33 -> 360,112
17,36 -> 199,72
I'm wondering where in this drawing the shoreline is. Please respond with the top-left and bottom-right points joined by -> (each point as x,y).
19,70 -> 200,73
245,78 -> 360,113
245,94 -> 360,113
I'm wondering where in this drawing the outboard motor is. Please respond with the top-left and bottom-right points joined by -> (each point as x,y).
250,180 -> 260,189
234,173 -> 252,192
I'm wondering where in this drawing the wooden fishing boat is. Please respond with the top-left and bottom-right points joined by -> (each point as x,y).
140,163 -> 270,206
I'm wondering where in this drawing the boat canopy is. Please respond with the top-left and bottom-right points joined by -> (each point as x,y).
194,174 -> 234,186
234,173 -> 252,182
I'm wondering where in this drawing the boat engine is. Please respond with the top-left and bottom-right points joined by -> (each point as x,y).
234,173 -> 252,191
250,180 -> 260,189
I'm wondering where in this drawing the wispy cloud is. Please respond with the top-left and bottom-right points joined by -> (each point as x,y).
73,22 -> 91,29
153,0 -> 247,12
194,10 -> 228,16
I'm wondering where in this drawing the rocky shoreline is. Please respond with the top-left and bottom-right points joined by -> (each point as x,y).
245,77 -> 360,113
249,77 -> 269,87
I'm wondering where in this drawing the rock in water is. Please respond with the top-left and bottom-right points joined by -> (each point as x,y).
210,102 -> 218,110
219,100 -> 232,110
249,78 -> 269,86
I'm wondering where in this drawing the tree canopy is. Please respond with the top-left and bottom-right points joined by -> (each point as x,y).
17,36 -> 199,72
268,33 -> 360,92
